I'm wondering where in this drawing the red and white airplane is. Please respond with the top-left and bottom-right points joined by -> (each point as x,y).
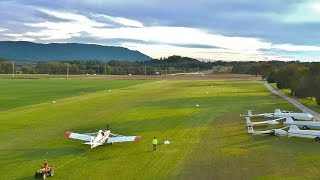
64,129 -> 141,148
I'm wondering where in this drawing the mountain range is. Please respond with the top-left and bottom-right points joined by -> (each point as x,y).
0,41 -> 151,61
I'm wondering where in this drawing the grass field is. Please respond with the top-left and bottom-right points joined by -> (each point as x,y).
0,79 -> 319,179
0,79 -> 150,110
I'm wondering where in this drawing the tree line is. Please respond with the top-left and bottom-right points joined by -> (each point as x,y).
267,63 -> 320,105
232,61 -> 320,105
1,56 -> 320,104
0,56 -> 228,75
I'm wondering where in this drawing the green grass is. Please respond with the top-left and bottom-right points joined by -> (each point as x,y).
1,79 -> 320,179
0,79 -> 151,110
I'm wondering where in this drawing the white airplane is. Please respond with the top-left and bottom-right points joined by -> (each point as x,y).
64,129 -> 141,148
245,117 -> 288,136
241,109 -> 314,121
283,117 -> 320,129
288,125 -> 320,141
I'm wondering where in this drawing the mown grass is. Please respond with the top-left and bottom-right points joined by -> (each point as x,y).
0,79 -> 150,110
0,79 -> 319,179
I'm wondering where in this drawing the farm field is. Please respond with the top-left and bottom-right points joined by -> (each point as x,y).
0,79 -> 319,179
0,79 -> 150,110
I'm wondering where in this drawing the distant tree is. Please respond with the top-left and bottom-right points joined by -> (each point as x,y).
267,70 -> 277,83
260,63 -> 276,80
309,63 -> 320,104
248,64 -> 262,77
0,61 -> 12,74
275,64 -> 297,90
21,66 -> 36,74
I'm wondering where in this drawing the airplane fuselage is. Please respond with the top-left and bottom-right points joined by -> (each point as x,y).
288,129 -> 320,139
284,121 -> 320,129
267,113 -> 313,121
91,130 -> 111,148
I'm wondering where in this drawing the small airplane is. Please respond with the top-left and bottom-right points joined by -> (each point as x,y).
283,117 -> 320,129
241,109 -> 314,121
64,128 -> 141,148
288,125 -> 320,141
245,117 -> 288,136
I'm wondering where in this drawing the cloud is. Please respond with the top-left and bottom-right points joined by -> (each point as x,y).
92,14 -> 144,27
0,28 -> 7,32
14,9 -> 272,51
2,3 -> 320,61
273,44 -> 320,52
120,42 -> 294,61
3,33 -> 36,41
281,1 -> 320,23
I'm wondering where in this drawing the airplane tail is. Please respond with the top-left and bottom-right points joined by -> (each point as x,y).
285,117 -> 294,123
289,125 -> 300,132
274,109 -> 281,113
240,110 -> 252,117
90,137 -> 94,148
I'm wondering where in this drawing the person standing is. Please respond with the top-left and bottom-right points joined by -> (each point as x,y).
43,160 -> 49,174
152,137 -> 158,151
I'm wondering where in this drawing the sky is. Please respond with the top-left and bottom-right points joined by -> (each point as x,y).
1,0 -> 320,61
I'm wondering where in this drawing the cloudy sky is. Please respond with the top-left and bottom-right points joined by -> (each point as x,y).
1,0 -> 320,61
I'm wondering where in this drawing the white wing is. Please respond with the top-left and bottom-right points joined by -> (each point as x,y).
64,132 -> 95,141
240,113 -> 266,117
106,136 -> 141,143
252,117 -> 285,125
253,126 -> 289,136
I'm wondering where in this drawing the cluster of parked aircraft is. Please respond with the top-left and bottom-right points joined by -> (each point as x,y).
241,109 -> 320,141
64,108 -> 318,148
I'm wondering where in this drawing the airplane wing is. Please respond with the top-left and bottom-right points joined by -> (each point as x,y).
106,136 -> 141,143
240,114 -> 265,117
64,132 -> 95,141
251,117 -> 285,125
253,126 -> 289,136
253,130 -> 273,134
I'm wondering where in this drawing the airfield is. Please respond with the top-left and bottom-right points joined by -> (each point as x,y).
1,75 -> 320,179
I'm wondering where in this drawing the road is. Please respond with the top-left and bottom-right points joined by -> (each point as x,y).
264,83 -> 320,121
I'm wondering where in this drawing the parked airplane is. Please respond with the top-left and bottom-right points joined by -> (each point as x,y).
283,117 -> 320,129
288,125 -> 320,141
241,109 -> 314,121
245,117 -> 288,136
64,129 -> 141,148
